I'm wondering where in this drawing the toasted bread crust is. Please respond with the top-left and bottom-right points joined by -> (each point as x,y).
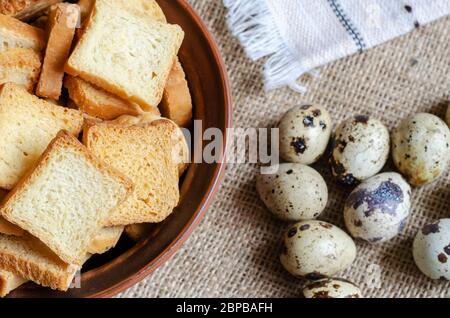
161,59 -> 193,128
0,191 -> 22,236
0,0 -> 62,20
0,270 -> 27,297
88,226 -> 124,254
64,76 -> 144,120
106,112 -> 161,128
0,234 -> 79,291
0,217 -> 24,236
0,48 -> 42,91
0,14 -> 45,50
0,252 -> 75,291
78,0 -> 94,22
36,3 -> 79,99
64,61 -> 170,111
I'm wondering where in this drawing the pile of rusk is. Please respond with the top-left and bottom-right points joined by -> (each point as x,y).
0,0 -> 192,296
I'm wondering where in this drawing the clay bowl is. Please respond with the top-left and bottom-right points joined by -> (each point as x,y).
10,0 -> 232,298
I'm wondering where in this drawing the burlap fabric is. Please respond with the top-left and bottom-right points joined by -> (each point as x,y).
120,0 -> 450,298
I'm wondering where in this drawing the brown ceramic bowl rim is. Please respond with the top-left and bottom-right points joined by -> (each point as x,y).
89,0 -> 232,298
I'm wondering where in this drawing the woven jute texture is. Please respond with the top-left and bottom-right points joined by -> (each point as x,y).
120,0 -> 450,298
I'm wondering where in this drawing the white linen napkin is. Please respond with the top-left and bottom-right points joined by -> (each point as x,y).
224,0 -> 450,92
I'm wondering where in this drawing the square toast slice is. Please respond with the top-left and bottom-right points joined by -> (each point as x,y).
0,83 -> 83,190
0,187 -> 124,248
65,1 -> 184,110
36,3 -> 80,99
83,119 -> 181,226
0,48 -> 42,91
0,234 -> 79,291
0,14 -> 45,50
0,130 -> 134,265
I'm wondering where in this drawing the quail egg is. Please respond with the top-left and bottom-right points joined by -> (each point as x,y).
392,113 -> 450,187
279,104 -> 332,165
344,172 -> 411,244
330,116 -> 390,185
256,163 -> 328,221
413,219 -> 450,280
303,278 -> 362,298
280,220 -> 356,278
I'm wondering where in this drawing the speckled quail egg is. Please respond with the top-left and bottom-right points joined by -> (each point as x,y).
256,164 -> 328,221
446,104 -> 450,127
280,220 -> 356,279
303,278 -> 362,298
330,116 -> 390,186
392,113 -> 450,187
413,219 -> 450,280
279,104 -> 332,165
344,172 -> 411,244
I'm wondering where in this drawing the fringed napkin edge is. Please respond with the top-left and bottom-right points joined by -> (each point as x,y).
224,0 -> 311,93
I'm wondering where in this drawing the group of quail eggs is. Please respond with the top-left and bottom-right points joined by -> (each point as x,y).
256,104 -> 450,298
